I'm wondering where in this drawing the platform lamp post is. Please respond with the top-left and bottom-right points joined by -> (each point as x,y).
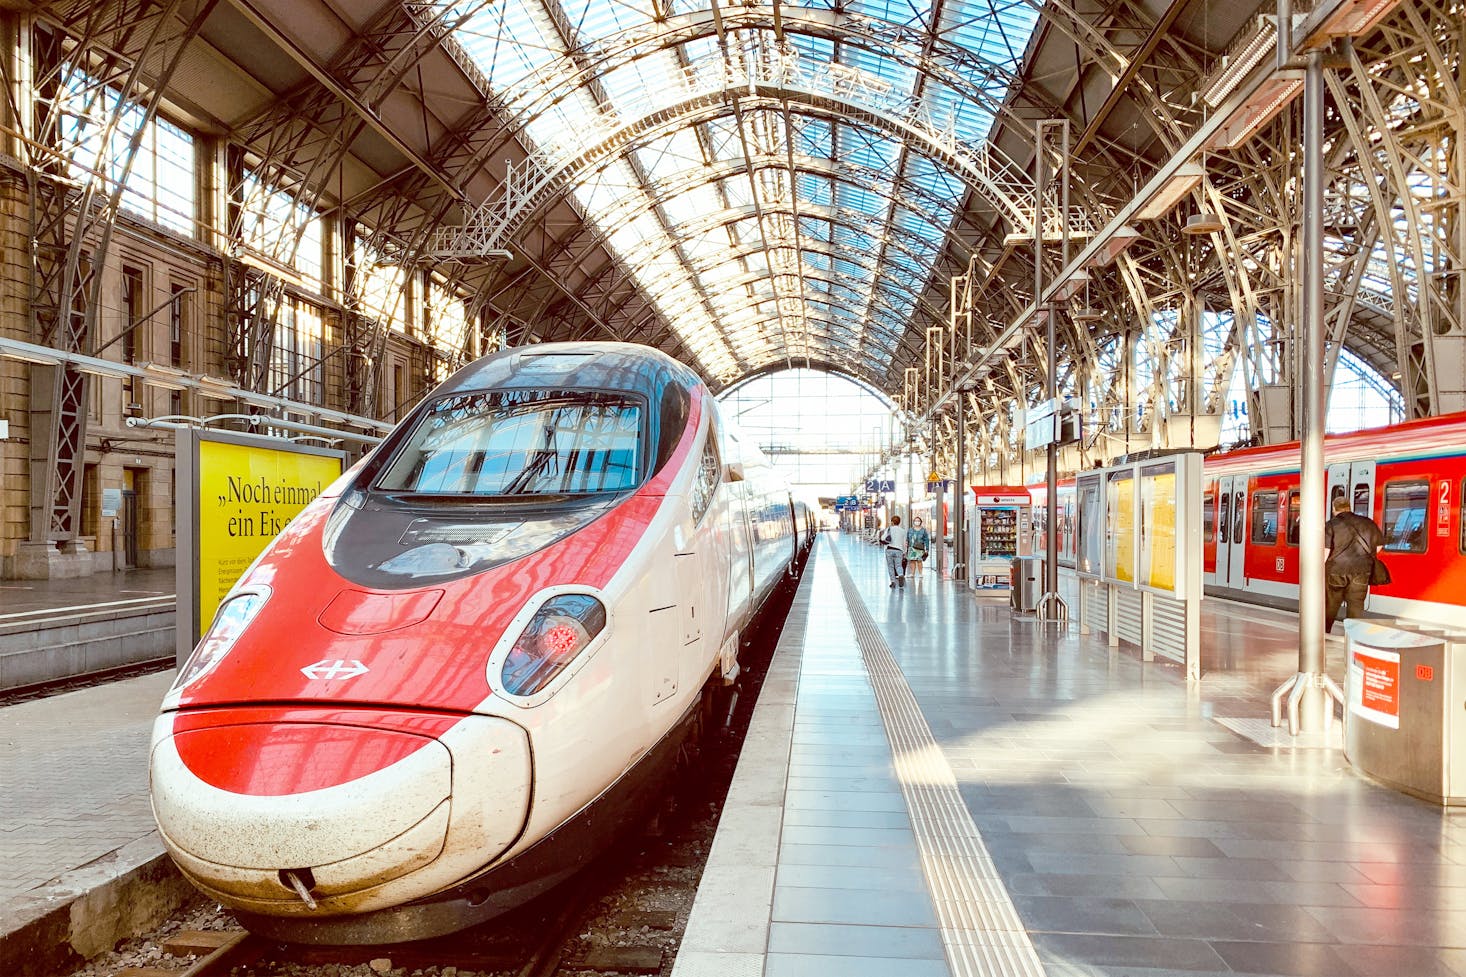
1270,47 -> 1345,736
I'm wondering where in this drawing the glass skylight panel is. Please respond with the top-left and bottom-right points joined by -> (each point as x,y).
456,0 -> 563,93
559,0 -> 653,45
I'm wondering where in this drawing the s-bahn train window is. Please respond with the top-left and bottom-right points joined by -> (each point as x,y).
377,390 -> 644,496
1382,479 -> 1429,553
1251,490 -> 1279,544
1203,492 -> 1216,543
1330,484 -> 1346,511
1217,492 -> 1230,543
1353,482 -> 1371,516
1232,491 -> 1244,543
1286,491 -> 1301,546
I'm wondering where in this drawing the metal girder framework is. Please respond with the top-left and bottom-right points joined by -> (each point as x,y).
940,2 -> 1458,478
24,0 -> 216,543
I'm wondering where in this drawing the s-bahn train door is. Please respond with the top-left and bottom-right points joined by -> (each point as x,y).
1328,461 -> 1376,516
1214,474 -> 1247,589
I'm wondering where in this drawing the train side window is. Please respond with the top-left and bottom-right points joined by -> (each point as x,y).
1251,490 -> 1279,544
1218,492 -> 1230,542
1286,491 -> 1301,546
1232,491 -> 1245,543
1203,492 -> 1216,543
1330,485 -> 1345,511
1381,479 -> 1429,553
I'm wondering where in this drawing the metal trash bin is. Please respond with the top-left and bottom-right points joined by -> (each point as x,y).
1343,620 -> 1466,806
1011,556 -> 1042,612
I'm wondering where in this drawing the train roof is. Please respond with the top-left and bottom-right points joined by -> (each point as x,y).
437,342 -> 704,399
1203,409 -> 1466,474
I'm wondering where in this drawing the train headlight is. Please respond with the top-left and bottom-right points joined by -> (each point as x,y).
500,594 -> 607,696
174,589 -> 270,691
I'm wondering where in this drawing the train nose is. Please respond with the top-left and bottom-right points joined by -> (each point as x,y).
149,712 -> 530,915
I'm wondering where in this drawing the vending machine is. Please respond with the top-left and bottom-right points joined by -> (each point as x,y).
966,486 -> 1033,588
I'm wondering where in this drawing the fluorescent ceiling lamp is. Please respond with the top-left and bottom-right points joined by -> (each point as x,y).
1206,72 -> 1304,151
75,359 -> 130,380
1086,225 -> 1142,268
1,343 -> 61,366
140,362 -> 191,390
1135,163 -> 1205,221
1201,16 -> 1277,108
1054,270 -> 1090,301
1298,0 -> 1405,47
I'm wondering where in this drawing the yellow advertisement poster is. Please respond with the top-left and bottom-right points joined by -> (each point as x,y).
196,438 -> 342,633
1108,473 -> 1134,582
1145,471 -> 1177,592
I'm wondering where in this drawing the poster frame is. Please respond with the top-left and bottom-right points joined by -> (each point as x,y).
176,428 -> 346,667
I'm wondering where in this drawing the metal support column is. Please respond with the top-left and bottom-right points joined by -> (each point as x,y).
1272,49 -> 1345,735
1035,119 -> 1069,624
954,391 -> 967,581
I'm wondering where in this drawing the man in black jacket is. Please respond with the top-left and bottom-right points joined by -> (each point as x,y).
1323,495 -> 1385,633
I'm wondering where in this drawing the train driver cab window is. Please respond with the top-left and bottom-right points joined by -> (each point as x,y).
377,390 -> 644,497
1286,491 -> 1301,546
1382,480 -> 1428,553
1251,490 -> 1279,544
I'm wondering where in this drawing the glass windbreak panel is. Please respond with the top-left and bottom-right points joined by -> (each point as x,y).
1382,479 -> 1429,553
378,391 -> 643,497
1251,490 -> 1279,544
1077,478 -> 1104,574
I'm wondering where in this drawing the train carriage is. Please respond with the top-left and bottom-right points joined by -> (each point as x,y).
149,342 -> 805,944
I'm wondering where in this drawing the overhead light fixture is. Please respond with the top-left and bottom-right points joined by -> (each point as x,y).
1135,163 -> 1205,221
1297,0 -> 1405,48
1053,270 -> 1090,302
139,362 -> 191,390
1183,211 -> 1226,235
1071,307 -> 1105,322
1201,15 -> 1278,108
1206,71 -> 1305,150
1,343 -> 62,366
1086,225 -> 1142,268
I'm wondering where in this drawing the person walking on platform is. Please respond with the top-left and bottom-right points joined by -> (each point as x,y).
882,515 -> 908,589
1324,495 -> 1385,633
906,516 -> 932,592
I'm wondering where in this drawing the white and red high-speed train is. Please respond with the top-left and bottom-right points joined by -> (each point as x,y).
149,343 -> 810,943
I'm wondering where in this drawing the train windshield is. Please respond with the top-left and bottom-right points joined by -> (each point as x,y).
377,390 -> 644,497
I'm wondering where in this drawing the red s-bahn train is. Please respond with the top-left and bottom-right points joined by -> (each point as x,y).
1035,411 -> 1466,628
149,343 -> 814,944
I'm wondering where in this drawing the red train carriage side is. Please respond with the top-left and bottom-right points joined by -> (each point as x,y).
1029,411 -> 1466,629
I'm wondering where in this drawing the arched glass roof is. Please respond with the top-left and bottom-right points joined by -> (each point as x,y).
446,0 -> 1042,385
